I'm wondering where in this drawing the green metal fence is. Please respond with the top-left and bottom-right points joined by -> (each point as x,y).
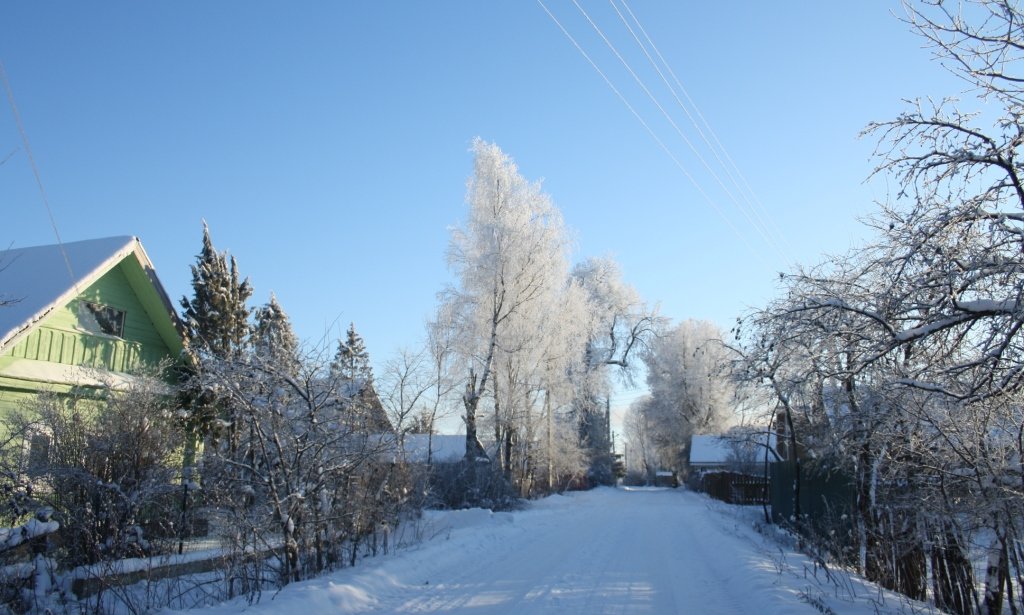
769,462 -> 855,531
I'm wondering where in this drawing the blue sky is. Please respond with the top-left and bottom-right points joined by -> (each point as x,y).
1,2 -> 962,417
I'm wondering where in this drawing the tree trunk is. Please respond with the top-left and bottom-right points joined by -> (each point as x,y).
983,534 -> 1009,615
931,524 -> 976,615
463,370 -> 482,463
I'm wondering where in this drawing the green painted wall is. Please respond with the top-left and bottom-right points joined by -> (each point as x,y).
0,259 -> 180,418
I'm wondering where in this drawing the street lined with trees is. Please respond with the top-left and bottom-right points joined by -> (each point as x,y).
2,2 -> 1024,613
731,2 -> 1024,612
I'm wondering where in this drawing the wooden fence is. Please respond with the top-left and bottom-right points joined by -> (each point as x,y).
698,471 -> 768,505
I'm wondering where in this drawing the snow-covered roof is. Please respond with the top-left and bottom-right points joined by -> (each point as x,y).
689,435 -> 732,464
0,236 -> 182,355
402,434 -> 470,464
690,430 -> 778,467
400,434 -> 501,464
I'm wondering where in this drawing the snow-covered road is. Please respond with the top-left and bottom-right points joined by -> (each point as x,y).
375,488 -> 796,614
184,488 -> 932,614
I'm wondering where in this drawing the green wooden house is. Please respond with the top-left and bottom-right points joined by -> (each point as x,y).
0,236 -> 185,417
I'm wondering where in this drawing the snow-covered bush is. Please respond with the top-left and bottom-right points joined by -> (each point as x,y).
1,367 -> 184,569
735,2 -> 1024,609
192,349 -> 409,594
425,461 -> 520,511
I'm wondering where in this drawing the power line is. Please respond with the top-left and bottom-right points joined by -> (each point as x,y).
535,0 -> 760,262
538,2 -> 802,271
0,147 -> 18,167
610,0 -> 787,257
572,0 -> 789,265
615,0 -> 797,265
1,60 -> 75,283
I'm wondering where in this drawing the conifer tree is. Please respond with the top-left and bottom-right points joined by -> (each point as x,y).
331,323 -> 373,384
253,292 -> 300,375
178,222 -> 253,472
330,323 -> 391,432
179,222 -> 253,359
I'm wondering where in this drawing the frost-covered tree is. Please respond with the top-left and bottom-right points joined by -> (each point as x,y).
378,347 -> 433,445
193,350 -> 401,589
739,252 -> 1003,608
860,1 -> 1024,608
481,270 -> 589,493
623,396 -> 661,483
572,257 -> 660,378
443,138 -> 574,477
327,324 -> 390,433
178,223 -> 254,472
434,142 -> 655,496
179,222 -> 252,360
0,365 -> 183,568
570,257 -> 661,484
530,281 -> 591,492
638,320 -> 734,480
252,292 -> 300,375
418,304 -> 460,465
735,3 -> 1024,609
332,323 -> 373,385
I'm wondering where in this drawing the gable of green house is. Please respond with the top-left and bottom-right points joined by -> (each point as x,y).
0,236 -> 185,418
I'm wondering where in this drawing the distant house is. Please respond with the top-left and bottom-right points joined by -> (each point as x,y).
396,434 -> 503,465
338,377 -> 394,435
690,430 -> 775,476
689,434 -> 733,474
654,470 -> 677,488
0,236 -> 185,420
401,434 -> 468,465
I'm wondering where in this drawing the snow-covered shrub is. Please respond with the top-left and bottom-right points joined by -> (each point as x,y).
1,367 -> 184,569
737,10 -> 1024,599
193,349 -> 410,595
425,461 -> 520,511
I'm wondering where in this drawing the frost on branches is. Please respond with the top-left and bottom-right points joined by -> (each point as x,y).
191,349 -> 402,588
571,257 -> 660,485
627,320 -> 735,483
178,227 -> 408,594
737,2 -> 1024,612
436,140 -> 658,500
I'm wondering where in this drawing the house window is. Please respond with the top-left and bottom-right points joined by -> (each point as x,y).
81,302 -> 126,337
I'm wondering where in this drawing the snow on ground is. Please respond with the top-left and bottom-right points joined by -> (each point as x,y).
173,487 -> 937,615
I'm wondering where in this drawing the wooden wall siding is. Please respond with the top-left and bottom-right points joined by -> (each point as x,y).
4,262 -> 172,373
0,388 -> 38,412
8,328 -> 145,371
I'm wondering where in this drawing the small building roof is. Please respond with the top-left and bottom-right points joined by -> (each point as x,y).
690,434 -> 733,465
0,236 -> 183,356
402,434 -> 467,464
400,434 -> 500,464
690,429 -> 778,467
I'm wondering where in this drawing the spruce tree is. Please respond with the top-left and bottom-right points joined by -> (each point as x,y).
253,292 -> 300,374
178,222 -> 253,466
330,324 -> 391,431
180,222 -> 253,360
331,323 -> 373,384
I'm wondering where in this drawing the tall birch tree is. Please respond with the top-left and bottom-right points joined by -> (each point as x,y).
443,139 -> 573,473
570,257 -> 661,483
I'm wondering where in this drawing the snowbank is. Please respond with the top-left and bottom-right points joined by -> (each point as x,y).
157,488 -> 936,614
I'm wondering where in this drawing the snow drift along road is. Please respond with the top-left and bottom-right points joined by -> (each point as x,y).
179,487 -> 931,614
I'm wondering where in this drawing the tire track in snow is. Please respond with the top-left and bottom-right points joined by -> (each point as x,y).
195,488 -> 829,614
375,488 -> 800,614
